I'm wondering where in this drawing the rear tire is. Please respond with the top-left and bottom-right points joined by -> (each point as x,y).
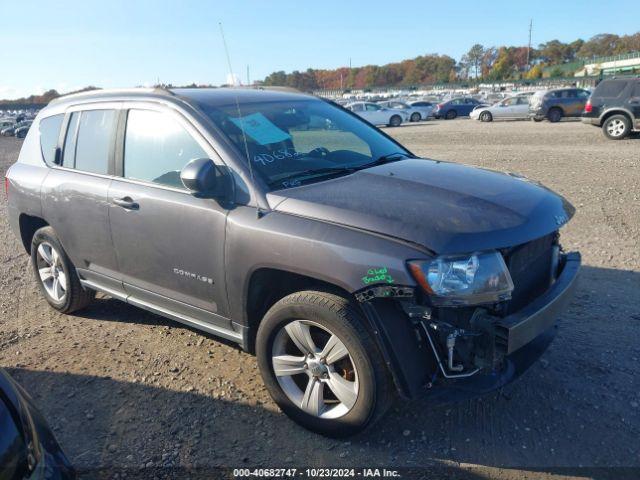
388,115 -> 402,127
410,112 -> 421,122
480,111 -> 493,122
602,114 -> 631,140
445,110 -> 457,120
256,291 -> 393,437
31,227 -> 94,313
547,108 -> 563,123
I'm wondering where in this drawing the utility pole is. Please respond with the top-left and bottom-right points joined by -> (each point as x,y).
526,19 -> 533,70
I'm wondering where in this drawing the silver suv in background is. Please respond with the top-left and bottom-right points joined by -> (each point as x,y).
6,88 -> 580,437
529,88 -> 591,123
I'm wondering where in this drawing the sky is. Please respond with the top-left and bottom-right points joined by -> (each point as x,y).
1,0 -> 638,99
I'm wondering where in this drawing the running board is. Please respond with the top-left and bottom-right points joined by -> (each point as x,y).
80,279 -> 243,344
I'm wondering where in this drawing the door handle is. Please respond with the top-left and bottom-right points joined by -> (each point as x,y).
112,197 -> 139,210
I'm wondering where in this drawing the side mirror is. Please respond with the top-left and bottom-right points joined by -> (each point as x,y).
180,158 -> 224,197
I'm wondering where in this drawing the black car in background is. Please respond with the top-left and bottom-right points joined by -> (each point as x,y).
0,369 -> 75,479
582,77 -> 640,140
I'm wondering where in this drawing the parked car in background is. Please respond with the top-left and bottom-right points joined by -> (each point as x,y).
470,95 -> 531,122
529,88 -> 590,123
0,119 -> 16,129
0,369 -> 75,479
408,101 -> 434,119
346,101 -> 408,126
15,125 -> 31,138
1,120 -> 32,137
432,97 -> 483,119
378,100 -> 426,122
582,77 -> 640,140
1,125 -> 16,136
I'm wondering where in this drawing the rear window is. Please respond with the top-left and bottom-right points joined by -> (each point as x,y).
74,110 -> 116,175
39,114 -> 63,165
594,80 -> 628,98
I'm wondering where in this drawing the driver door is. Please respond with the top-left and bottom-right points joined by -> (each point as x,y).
108,105 -> 231,327
495,98 -> 516,118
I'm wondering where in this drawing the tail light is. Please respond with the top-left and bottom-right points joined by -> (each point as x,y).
584,99 -> 592,113
436,103 -> 444,109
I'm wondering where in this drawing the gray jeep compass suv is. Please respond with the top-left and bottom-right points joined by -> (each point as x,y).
5,87 -> 580,437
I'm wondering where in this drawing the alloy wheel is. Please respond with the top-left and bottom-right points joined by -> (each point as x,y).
36,242 -> 67,302
606,119 -> 626,137
272,320 -> 359,419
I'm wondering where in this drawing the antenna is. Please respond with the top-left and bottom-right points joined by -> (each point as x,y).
218,22 -> 256,203
526,19 -> 533,70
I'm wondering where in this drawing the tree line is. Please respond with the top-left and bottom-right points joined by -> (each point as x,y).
262,31 -> 640,90
0,87 -> 98,109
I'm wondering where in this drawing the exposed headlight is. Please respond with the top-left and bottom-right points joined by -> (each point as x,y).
407,251 -> 514,306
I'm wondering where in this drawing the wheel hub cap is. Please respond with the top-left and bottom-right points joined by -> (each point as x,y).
36,242 -> 67,302
307,358 -> 327,378
272,320 -> 359,419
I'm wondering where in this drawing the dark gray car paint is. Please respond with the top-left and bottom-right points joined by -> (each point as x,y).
267,159 -> 574,255
6,87 -> 578,398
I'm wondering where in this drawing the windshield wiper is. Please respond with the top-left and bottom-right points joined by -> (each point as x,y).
269,166 -> 358,188
268,152 -> 412,189
353,152 -> 411,171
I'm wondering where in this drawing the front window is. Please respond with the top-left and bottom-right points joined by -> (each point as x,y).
123,109 -> 207,188
202,99 -> 411,190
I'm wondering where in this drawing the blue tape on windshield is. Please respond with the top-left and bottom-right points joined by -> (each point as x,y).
229,112 -> 291,145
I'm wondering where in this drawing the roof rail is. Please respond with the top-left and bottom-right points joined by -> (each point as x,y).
152,85 -> 176,96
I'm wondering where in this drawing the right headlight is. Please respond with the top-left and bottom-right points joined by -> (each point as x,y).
407,250 -> 514,306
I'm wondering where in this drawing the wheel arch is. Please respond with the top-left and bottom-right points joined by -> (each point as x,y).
243,267 -> 435,399
244,267 -> 353,353
18,214 -> 49,254
600,108 -> 634,125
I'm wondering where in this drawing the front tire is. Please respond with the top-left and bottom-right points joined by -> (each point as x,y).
31,226 -> 94,313
388,115 -> 402,127
602,114 -> 631,140
480,111 -> 493,122
256,291 -> 393,437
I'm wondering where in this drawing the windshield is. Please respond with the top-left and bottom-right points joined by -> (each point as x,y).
202,98 -> 411,190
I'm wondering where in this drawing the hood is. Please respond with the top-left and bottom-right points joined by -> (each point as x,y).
267,159 -> 575,255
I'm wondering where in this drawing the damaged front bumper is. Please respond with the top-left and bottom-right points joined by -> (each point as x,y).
359,252 -> 581,400
422,251 -> 580,399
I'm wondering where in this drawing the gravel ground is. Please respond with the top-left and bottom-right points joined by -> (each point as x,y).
1,120 -> 639,478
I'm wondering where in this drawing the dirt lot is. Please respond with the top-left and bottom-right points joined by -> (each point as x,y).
1,120 -> 639,478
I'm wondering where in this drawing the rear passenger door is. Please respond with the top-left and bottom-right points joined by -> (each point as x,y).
107,105 -> 231,329
563,90 -> 580,116
40,105 -> 124,296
